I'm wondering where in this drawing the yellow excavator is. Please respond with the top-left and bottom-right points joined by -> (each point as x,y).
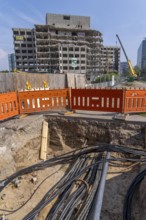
116,34 -> 137,79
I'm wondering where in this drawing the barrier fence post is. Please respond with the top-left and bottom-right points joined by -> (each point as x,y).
122,88 -> 126,114
69,87 -> 72,111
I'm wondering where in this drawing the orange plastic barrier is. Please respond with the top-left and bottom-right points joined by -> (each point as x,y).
0,92 -> 19,120
71,89 -> 123,112
18,89 -> 70,114
2,88 -> 146,121
123,89 -> 146,113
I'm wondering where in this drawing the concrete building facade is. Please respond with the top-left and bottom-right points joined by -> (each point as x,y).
13,13 -> 103,80
101,46 -> 120,73
12,28 -> 36,72
137,39 -> 146,74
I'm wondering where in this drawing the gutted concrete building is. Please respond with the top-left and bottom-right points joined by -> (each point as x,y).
101,46 -> 120,73
13,13 -> 103,80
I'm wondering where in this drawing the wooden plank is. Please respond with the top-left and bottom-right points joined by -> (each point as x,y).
40,121 -> 48,160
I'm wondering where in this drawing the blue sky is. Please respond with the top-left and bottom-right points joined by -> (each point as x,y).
0,0 -> 146,70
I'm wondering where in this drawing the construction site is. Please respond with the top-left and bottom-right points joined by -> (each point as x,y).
1,10 -> 146,220
0,79 -> 146,220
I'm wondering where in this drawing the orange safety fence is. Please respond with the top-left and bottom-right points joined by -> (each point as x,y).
18,89 -> 70,114
0,92 -> 19,120
123,89 -> 146,113
71,88 -> 124,112
2,88 -> 146,121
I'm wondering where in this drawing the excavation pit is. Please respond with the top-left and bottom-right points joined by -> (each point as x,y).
0,114 -> 146,219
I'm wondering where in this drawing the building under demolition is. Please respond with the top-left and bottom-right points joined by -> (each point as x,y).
13,13 -> 120,80
101,46 -> 120,74
13,13 -> 103,80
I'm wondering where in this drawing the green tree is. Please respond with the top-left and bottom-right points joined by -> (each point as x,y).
0,70 -> 9,73
134,65 -> 141,76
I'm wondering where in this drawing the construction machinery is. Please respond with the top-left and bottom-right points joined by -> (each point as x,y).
116,34 -> 137,79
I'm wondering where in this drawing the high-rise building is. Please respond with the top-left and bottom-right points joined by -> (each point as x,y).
137,39 -> 146,74
101,46 -> 120,73
13,13 -> 103,80
12,28 -> 36,72
120,62 -> 129,75
8,53 -> 16,72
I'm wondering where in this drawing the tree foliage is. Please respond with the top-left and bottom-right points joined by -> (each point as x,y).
134,65 -> 141,76
0,70 -> 9,73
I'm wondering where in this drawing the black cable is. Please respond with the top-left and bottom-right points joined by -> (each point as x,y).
1,144 -> 146,219
24,155 -> 105,220
51,155 -> 100,220
123,168 -> 146,220
1,144 -> 146,193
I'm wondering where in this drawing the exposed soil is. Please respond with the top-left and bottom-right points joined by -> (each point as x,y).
0,114 -> 146,219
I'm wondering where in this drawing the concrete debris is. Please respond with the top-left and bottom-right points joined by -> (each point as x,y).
31,177 -> 37,184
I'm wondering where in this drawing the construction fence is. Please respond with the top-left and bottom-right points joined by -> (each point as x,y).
0,72 -> 86,93
1,88 -> 146,121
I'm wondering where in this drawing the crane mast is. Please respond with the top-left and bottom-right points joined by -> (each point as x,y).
116,34 -> 137,78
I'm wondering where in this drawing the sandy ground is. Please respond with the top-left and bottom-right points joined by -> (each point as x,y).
0,163 -> 68,220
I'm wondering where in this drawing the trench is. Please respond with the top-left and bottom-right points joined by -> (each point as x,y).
45,116 -> 145,220
0,114 -> 146,219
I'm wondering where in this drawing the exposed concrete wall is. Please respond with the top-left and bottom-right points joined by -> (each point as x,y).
0,73 -> 86,93
75,74 -> 86,88
48,74 -> 66,89
67,73 -> 75,88
46,13 -> 90,29
0,73 -> 14,92
67,73 -> 86,88
12,73 -> 66,90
